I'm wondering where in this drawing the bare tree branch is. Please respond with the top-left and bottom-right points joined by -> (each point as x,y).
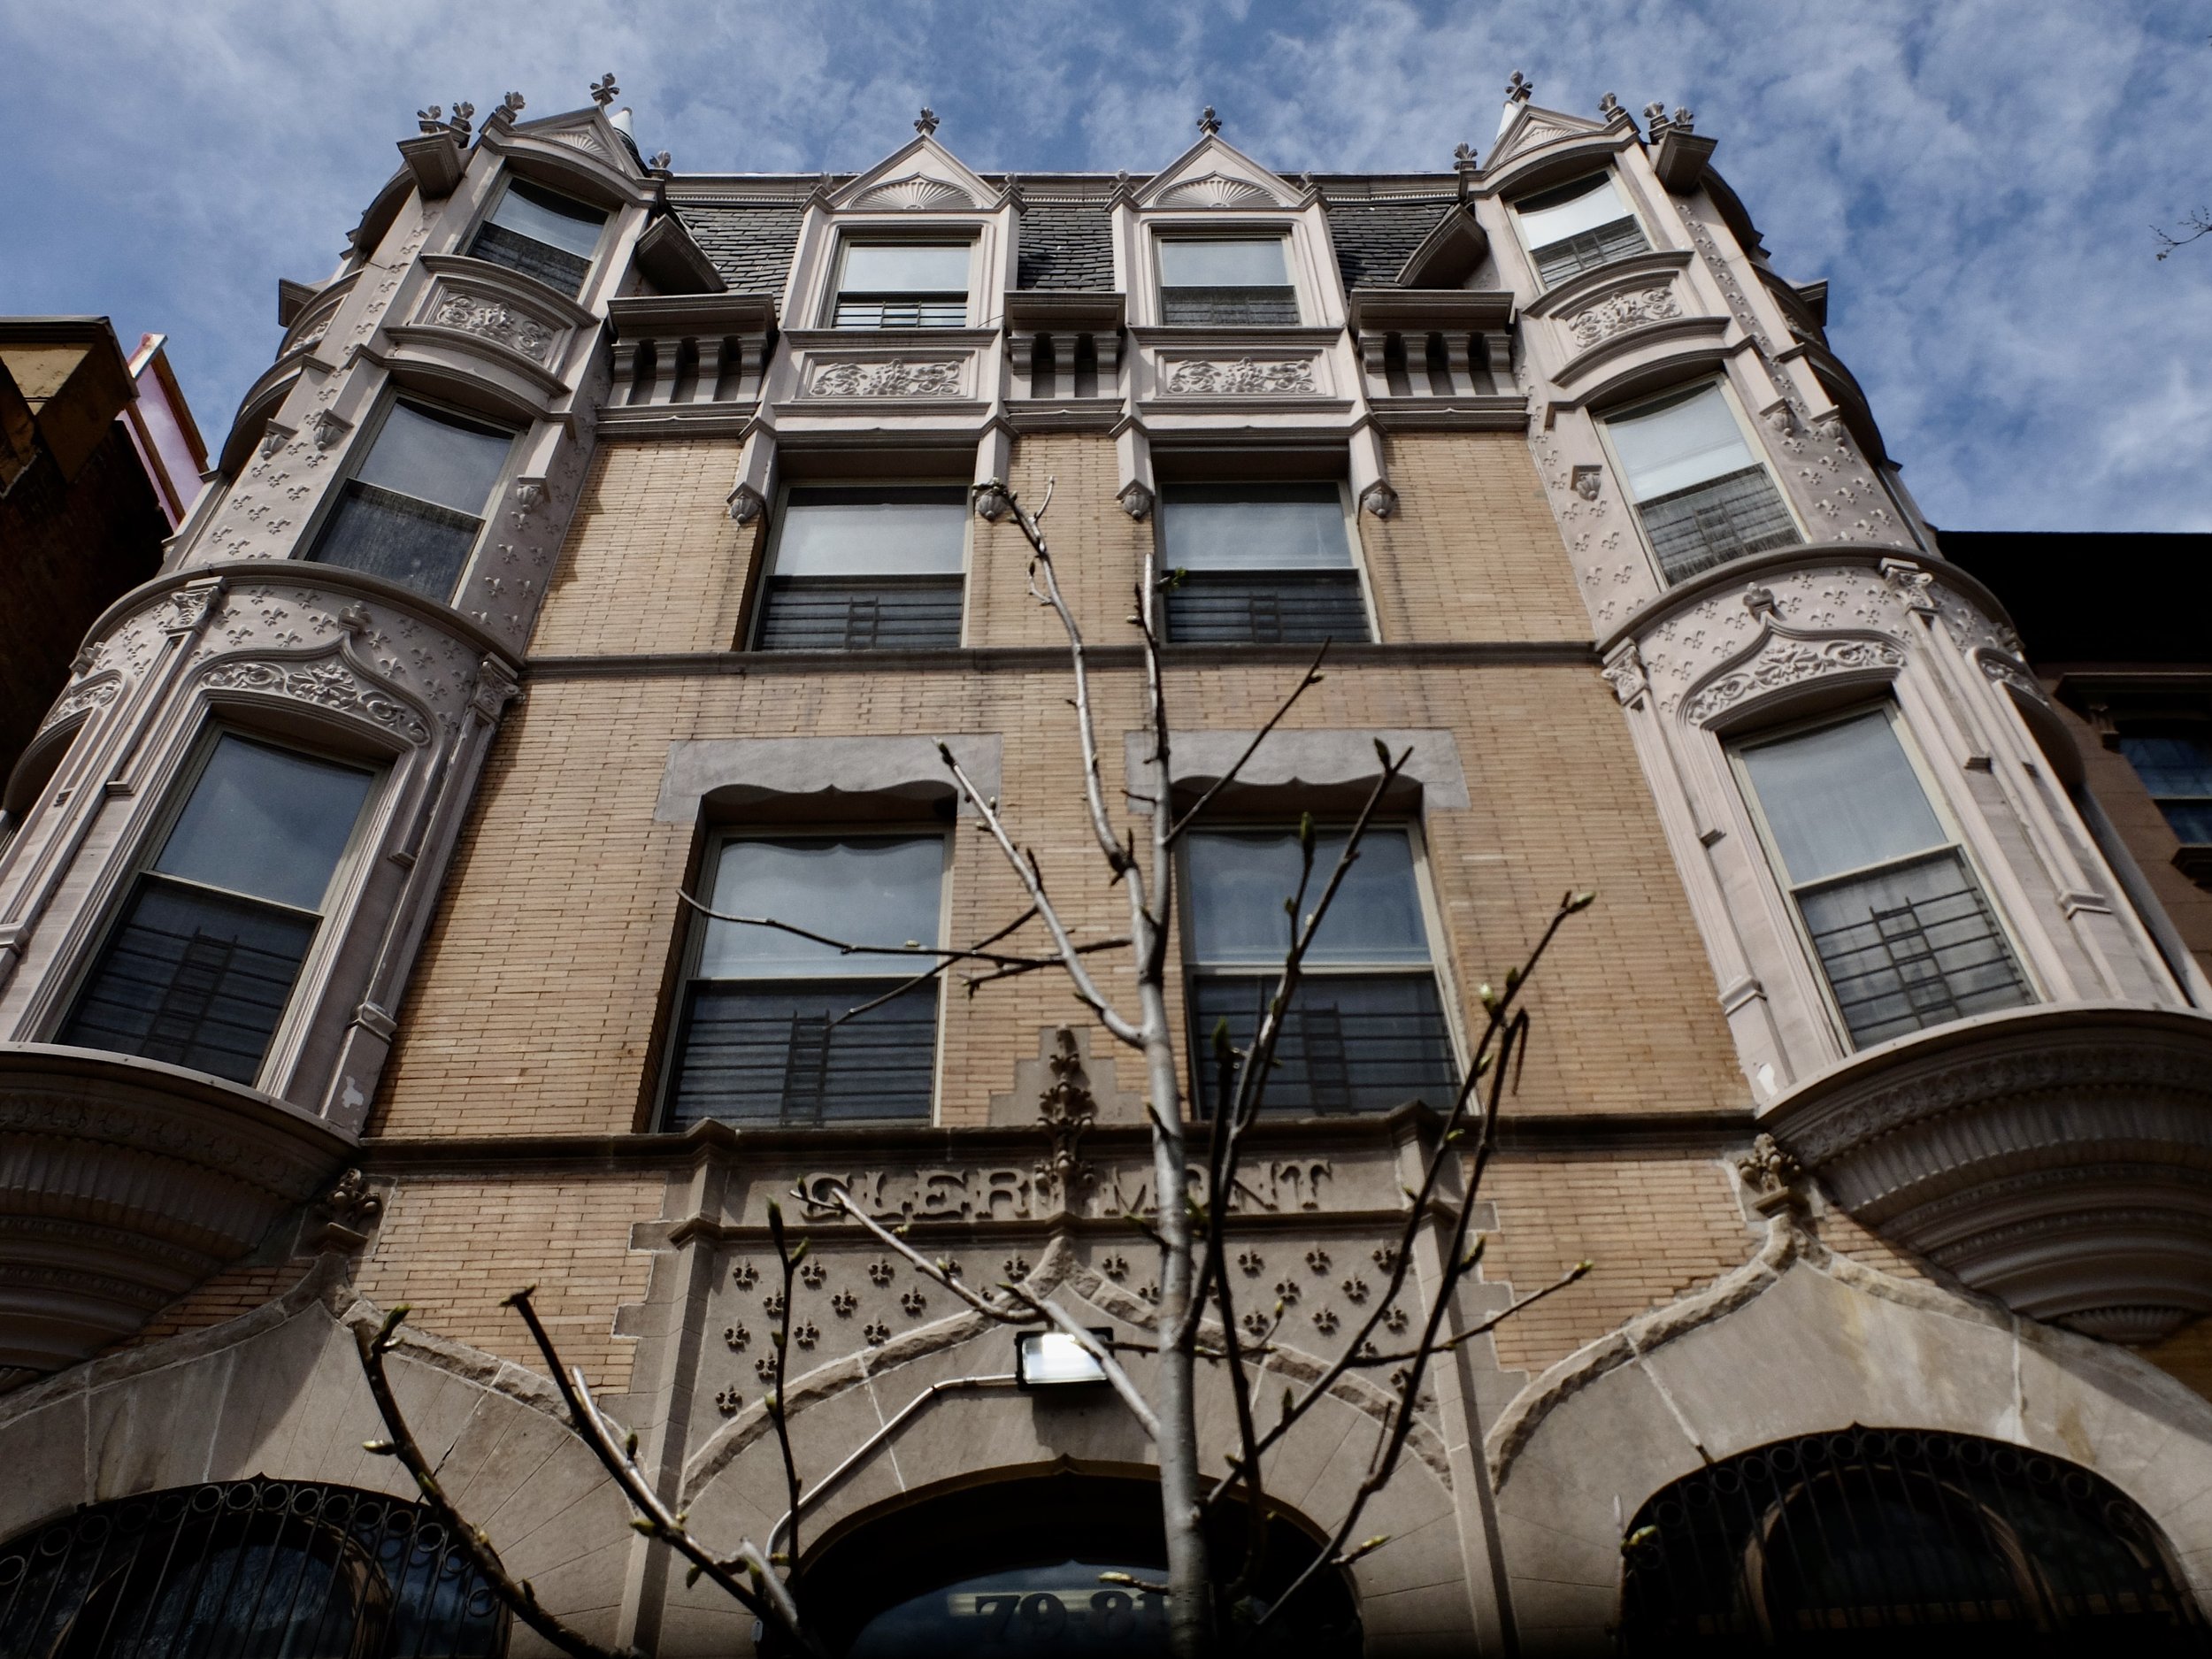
2156,208 -> 2212,259
357,1309 -> 633,1659
1163,642 -> 1333,846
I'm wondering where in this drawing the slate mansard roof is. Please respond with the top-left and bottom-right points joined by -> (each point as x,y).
666,179 -> 1462,302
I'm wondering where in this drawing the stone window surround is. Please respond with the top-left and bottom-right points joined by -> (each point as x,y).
818,230 -> 985,330
1146,475 -> 1384,644
463,170 -> 619,295
741,477 -> 976,654
1118,727 -> 1470,820
1127,210 -> 1343,334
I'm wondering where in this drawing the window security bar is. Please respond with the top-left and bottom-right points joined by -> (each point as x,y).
668,981 -> 938,1129
757,577 -> 964,652
1159,287 -> 1301,326
1807,862 -> 2031,1048
1619,1428 -> 2208,1649
0,1477 -> 506,1656
832,297 -> 967,328
1191,973 -> 1458,1117
1640,464 -> 1801,583
1164,572 -> 1369,646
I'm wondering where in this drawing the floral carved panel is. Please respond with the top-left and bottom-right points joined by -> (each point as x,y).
421,286 -> 561,364
1161,357 -> 1318,396
805,359 -> 965,398
1564,284 -> 1682,349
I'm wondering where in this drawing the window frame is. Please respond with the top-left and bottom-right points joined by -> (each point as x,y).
465,172 -> 615,299
1593,376 -> 1805,588
1150,478 -> 1379,647
303,391 -> 522,607
745,478 -> 974,653
1176,818 -> 1466,1115
1506,168 -> 1652,291
657,826 -> 955,1130
1151,230 -> 1303,327
1729,703 -> 2038,1050
821,232 -> 981,330
50,724 -> 387,1090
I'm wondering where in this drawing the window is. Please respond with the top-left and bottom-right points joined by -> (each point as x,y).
2116,732 -> 2212,847
1606,383 -> 1799,583
309,401 -> 513,602
0,1476 -> 508,1657
832,242 -> 972,327
754,486 -> 966,650
665,835 -> 944,1128
1737,710 -> 2031,1049
1158,484 -> 1369,645
466,177 -> 606,296
1186,827 -> 1457,1115
60,733 -> 376,1086
1157,237 -> 1299,326
1512,172 -> 1648,288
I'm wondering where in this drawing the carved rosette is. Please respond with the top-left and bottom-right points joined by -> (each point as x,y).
1765,1004 -> 2212,1342
1163,357 -> 1319,396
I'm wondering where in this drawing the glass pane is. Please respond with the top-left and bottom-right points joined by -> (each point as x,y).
469,222 -> 593,296
1160,484 -> 1348,572
775,488 -> 967,577
1187,829 -> 1428,965
1740,713 -> 1947,886
488,180 -> 606,258
311,481 -> 480,600
2159,801 -> 2212,844
1800,850 -> 2031,1047
841,242 -> 972,295
2118,734 -> 2212,798
697,836 -> 944,978
157,735 -> 375,911
357,403 -> 513,517
1159,239 -> 1290,288
1192,972 -> 1457,1115
668,980 -> 936,1127
1608,385 -> 1757,503
61,879 -> 316,1083
1515,173 -> 1632,250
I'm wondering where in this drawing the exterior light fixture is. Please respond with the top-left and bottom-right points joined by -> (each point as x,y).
1015,1327 -> 1112,1388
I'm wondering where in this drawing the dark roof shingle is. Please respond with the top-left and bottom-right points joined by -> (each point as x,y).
1018,204 -> 1116,291
673,205 -> 806,298
1325,199 -> 1455,291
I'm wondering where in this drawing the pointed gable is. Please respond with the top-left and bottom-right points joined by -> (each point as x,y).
1488,102 -> 1612,171
1134,134 -> 1301,211
830,134 -> 996,212
507,106 -> 643,180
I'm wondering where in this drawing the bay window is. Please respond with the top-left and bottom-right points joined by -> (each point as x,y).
1159,484 -> 1369,645
309,400 -> 513,603
754,486 -> 966,650
664,835 -> 944,1128
832,242 -> 972,328
1187,827 -> 1458,1115
1605,383 -> 1799,583
1157,237 -> 1298,326
466,178 -> 607,297
1512,173 -> 1648,288
1737,709 -> 2032,1049
61,733 -> 377,1085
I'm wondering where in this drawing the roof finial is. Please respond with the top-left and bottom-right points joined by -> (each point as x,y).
1643,100 -> 1671,137
588,73 -> 619,109
1598,91 -> 1620,117
1196,105 -> 1221,136
915,106 -> 939,136
1453,141 -> 1479,200
1505,70 -> 1533,104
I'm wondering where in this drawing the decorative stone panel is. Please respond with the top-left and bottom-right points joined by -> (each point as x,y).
1159,357 -> 1319,396
1763,1003 -> 2212,1340
0,1043 -> 355,1386
1561,280 -> 1683,350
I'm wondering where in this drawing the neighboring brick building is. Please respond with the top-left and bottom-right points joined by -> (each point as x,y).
3,81 -> 2210,1655
0,318 -> 205,789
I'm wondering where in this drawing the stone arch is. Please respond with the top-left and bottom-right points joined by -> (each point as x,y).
1486,1219 -> 2212,1652
0,1260 -> 633,1647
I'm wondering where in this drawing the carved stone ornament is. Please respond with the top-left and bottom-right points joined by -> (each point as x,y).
1601,642 -> 1647,707
201,653 -> 434,746
807,359 -> 964,398
1765,1004 -> 2212,1342
914,106 -> 938,136
1358,480 -> 1400,519
1163,357 -> 1317,396
259,423 -> 294,461
1680,635 -> 1904,726
727,482 -> 766,525
430,291 -> 557,363
1566,285 -> 1682,349
854,173 -> 972,211
1033,1027 -> 1097,1202
1977,650 -> 2047,703
37,673 -> 120,733
1116,480 -> 1155,521
320,1167 -> 385,1232
310,409 -> 351,452
1158,173 -> 1268,210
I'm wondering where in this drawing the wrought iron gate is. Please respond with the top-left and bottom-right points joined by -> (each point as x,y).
1618,1427 -> 2208,1653
0,1477 -> 507,1657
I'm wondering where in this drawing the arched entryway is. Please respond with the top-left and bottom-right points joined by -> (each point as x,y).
792,1469 -> 1362,1656
1618,1427 -> 2208,1654
0,1476 -> 507,1657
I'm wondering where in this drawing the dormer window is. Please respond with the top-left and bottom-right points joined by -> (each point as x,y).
1158,237 -> 1298,326
1511,173 -> 1647,288
467,179 -> 607,298
832,242 -> 972,327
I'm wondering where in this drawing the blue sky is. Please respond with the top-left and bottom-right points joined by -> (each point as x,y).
4,0 -> 2207,532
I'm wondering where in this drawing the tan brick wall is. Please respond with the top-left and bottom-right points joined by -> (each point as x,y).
532,439 -> 760,657
121,1259 -> 317,1349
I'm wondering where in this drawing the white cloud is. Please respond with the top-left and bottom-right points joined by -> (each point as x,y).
4,0 -> 2203,530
